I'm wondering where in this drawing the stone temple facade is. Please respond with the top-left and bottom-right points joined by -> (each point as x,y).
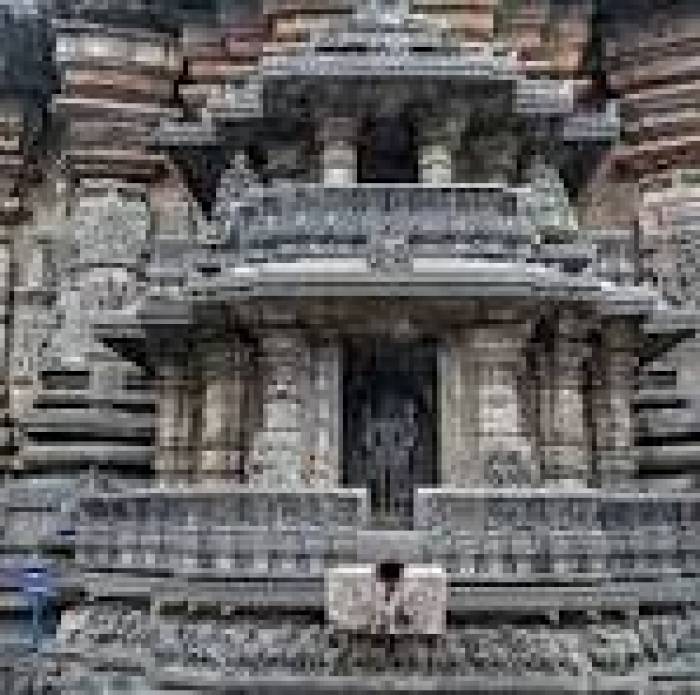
0,0 -> 698,693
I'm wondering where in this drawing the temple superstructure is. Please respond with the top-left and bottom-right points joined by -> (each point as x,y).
0,1 -> 698,693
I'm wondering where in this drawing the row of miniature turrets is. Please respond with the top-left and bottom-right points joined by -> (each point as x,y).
49,0 -> 596,181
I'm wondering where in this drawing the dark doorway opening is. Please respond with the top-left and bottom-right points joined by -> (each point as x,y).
358,113 -> 418,183
342,337 -> 437,528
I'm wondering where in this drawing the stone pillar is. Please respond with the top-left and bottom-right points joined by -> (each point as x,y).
439,331 -> 479,486
155,360 -> 193,481
305,334 -> 342,487
199,348 -> 227,479
418,118 -> 458,185
154,363 -> 175,478
595,320 -> 637,486
199,342 -> 246,482
541,310 -> 590,485
319,116 -> 357,186
250,329 -> 311,487
472,323 -> 535,486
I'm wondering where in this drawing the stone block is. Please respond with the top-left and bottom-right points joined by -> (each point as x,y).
326,563 -> 446,636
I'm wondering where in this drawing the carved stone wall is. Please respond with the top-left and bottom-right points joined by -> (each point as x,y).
55,603 -> 700,681
9,174 -> 70,424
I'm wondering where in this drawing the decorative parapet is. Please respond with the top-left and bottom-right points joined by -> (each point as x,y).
191,182 -> 640,291
415,487 -> 699,578
75,487 -> 369,577
79,486 -> 369,528
415,487 -> 698,532
72,485 -> 699,584
235,183 -> 534,262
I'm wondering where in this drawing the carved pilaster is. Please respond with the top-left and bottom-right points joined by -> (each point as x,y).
439,329 -> 478,486
319,116 -> 357,185
155,359 -> 192,480
472,323 -> 535,486
250,328 -> 311,487
199,342 -> 246,482
595,320 -> 637,487
417,117 -> 460,185
305,333 -> 342,488
541,309 -> 590,486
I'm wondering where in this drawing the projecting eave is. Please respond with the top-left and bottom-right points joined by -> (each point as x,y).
640,305 -> 700,364
94,259 -> 679,367
182,258 -> 659,311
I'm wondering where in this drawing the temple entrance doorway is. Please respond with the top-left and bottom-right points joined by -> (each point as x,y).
358,112 -> 418,183
342,337 -> 437,528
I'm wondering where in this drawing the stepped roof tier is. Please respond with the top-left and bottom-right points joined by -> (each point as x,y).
109,4 -> 647,340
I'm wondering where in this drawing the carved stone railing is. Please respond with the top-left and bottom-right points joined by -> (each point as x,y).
79,487 -> 368,528
415,488 -> 699,579
236,183 -> 534,262
158,184 -> 641,290
416,488 -> 699,531
73,485 -> 699,582
75,488 -> 368,576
